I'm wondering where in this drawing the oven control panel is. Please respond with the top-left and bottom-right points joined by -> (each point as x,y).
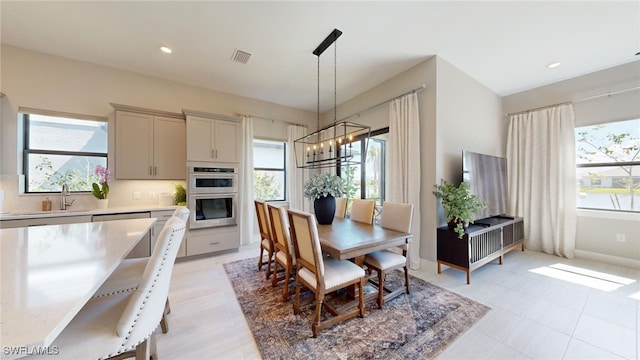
192,167 -> 236,173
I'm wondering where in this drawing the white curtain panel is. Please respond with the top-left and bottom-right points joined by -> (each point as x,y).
388,92 -> 422,269
507,104 -> 577,258
240,116 -> 255,245
287,125 -> 310,211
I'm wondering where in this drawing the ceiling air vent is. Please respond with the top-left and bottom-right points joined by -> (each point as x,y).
232,49 -> 251,64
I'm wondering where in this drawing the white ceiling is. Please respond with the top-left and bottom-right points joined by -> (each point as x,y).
1,1 -> 639,112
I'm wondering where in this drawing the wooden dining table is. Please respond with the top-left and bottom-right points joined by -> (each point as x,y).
316,217 -> 412,302
0,218 -> 156,359
316,217 -> 412,262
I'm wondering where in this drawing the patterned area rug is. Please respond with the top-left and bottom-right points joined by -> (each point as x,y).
224,258 -> 490,359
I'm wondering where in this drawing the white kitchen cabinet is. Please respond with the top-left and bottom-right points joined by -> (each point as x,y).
113,104 -> 186,180
186,226 -> 239,256
184,110 -> 240,163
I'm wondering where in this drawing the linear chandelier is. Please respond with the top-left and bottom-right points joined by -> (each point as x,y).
294,29 -> 370,169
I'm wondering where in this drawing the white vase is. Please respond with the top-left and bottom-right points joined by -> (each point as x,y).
96,199 -> 109,210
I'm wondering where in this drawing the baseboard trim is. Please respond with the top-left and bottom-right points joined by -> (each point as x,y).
574,249 -> 640,269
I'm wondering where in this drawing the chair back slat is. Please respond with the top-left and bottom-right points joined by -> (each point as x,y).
350,199 -> 375,224
116,217 -> 186,349
287,209 -> 324,277
334,197 -> 347,219
254,200 -> 271,241
380,201 -> 414,233
268,204 -> 294,263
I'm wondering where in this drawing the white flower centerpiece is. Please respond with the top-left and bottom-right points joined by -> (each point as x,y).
303,173 -> 346,224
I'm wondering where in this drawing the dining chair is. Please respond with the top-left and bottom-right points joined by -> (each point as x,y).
24,216 -> 187,360
91,207 -> 189,334
334,197 -> 348,218
349,199 -> 375,224
363,201 -> 413,308
267,204 -> 296,301
287,208 -> 365,338
255,199 -> 274,279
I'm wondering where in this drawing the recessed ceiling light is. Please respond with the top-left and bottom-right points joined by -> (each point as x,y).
547,62 -> 561,69
160,46 -> 173,54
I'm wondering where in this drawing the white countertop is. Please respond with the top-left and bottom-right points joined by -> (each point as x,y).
0,218 -> 157,356
0,205 -> 180,221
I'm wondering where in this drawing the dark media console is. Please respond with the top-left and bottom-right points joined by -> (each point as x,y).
437,216 -> 524,284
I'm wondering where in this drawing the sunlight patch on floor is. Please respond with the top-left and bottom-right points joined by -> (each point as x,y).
529,263 -> 635,292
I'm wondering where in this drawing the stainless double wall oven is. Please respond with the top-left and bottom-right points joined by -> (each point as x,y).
188,166 -> 238,229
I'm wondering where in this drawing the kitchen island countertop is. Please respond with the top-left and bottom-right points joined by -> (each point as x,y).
0,204 -> 180,221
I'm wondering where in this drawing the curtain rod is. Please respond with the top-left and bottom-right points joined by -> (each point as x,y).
505,86 -> 640,117
337,84 -> 426,122
235,113 -> 307,127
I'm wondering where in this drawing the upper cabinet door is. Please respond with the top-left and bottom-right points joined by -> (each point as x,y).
213,120 -> 240,163
116,111 -> 154,179
186,117 -> 214,162
115,108 -> 186,180
186,116 -> 240,163
154,116 -> 186,179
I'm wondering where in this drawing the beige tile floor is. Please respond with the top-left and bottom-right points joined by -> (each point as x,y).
157,245 -> 639,359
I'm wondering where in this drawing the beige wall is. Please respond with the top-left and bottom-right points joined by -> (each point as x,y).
502,60 -> 640,266
0,45 -> 315,212
5,42 -> 634,267
433,57 -> 504,262
333,55 -> 502,264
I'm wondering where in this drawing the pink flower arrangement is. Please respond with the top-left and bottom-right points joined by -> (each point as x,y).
92,165 -> 111,199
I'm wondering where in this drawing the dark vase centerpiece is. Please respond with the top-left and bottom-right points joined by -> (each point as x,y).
313,195 -> 336,225
304,173 -> 347,225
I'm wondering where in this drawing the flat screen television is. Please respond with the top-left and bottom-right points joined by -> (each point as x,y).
462,150 -> 508,221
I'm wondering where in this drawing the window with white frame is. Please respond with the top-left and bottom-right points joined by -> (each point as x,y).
575,118 -> 639,212
22,108 -> 108,193
339,128 -> 387,207
253,139 -> 286,201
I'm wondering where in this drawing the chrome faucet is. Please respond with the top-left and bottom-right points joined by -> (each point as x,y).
60,183 -> 75,210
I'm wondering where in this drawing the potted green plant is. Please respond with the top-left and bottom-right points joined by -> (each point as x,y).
432,179 -> 486,238
173,183 -> 187,206
304,173 -> 346,224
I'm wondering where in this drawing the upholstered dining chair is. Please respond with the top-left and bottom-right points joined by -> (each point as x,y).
349,199 -> 375,224
24,216 -> 186,360
255,199 -> 274,279
334,197 -> 348,219
267,204 -> 296,301
91,207 -> 189,334
363,201 -> 413,308
287,208 -> 366,337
